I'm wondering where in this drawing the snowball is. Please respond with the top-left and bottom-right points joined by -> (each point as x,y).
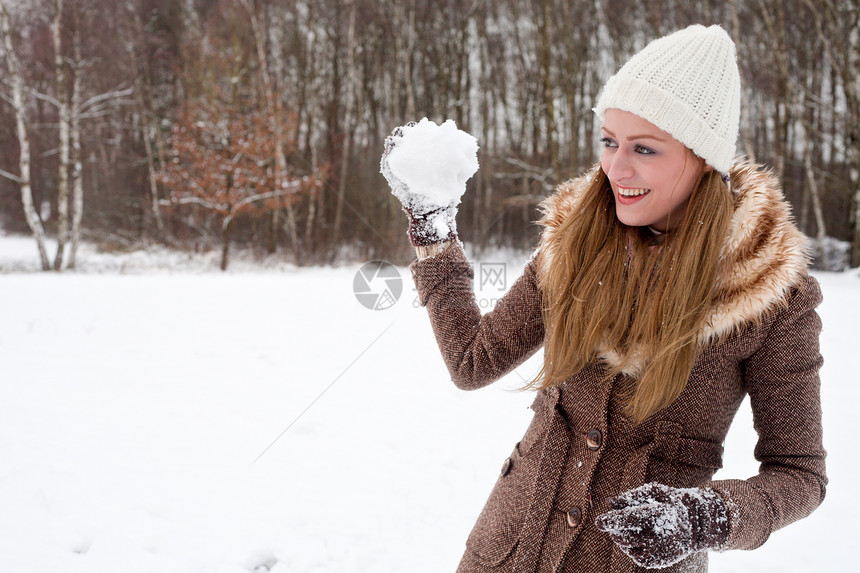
383,118 -> 479,209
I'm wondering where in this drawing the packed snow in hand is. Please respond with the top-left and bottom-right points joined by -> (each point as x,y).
382,118 -> 479,209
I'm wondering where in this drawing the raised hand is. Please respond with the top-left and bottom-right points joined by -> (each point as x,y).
380,118 -> 478,247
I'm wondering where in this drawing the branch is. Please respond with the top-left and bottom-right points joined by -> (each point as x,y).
234,183 -> 301,209
30,89 -> 61,108
159,195 -> 226,212
77,108 -> 133,120
495,157 -> 556,192
78,86 -> 134,114
0,90 -> 14,108
0,166 -> 22,182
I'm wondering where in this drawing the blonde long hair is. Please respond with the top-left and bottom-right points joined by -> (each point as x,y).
535,165 -> 735,423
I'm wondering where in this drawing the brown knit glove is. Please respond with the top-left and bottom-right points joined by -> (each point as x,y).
595,482 -> 730,569
401,204 -> 457,246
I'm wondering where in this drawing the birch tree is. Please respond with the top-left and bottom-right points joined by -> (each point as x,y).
52,0 -> 69,270
67,9 -> 83,268
0,0 -> 855,266
0,0 -> 50,270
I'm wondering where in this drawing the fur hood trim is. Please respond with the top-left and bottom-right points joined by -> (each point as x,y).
537,162 -> 811,368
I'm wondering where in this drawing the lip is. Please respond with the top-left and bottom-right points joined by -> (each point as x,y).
615,186 -> 651,206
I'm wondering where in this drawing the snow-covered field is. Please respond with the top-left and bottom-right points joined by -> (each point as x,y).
1,234 -> 856,572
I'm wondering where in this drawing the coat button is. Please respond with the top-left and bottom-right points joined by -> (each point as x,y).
567,506 -> 582,528
586,429 -> 603,450
501,457 -> 513,476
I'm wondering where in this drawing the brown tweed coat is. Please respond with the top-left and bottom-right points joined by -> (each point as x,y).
409,163 -> 826,573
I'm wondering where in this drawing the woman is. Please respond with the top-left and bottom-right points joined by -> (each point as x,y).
382,25 -> 825,572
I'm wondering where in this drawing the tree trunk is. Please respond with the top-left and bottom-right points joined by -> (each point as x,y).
1,0 -> 50,270
53,0 -> 70,271
757,0 -> 790,179
127,0 -> 165,239
798,111 -> 829,269
220,215 -> 233,271
389,0 -> 416,121
729,0 -> 757,162
801,0 -> 860,266
68,14 -> 83,269
330,0 -> 356,255
852,184 -> 860,268
537,0 -> 559,179
844,26 -> 860,268
243,0 -> 296,255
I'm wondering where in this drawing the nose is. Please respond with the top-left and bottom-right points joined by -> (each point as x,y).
603,146 -> 635,182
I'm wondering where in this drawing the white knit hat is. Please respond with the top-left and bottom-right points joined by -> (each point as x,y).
594,24 -> 741,174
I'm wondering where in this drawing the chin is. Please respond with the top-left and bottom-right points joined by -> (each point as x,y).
614,212 -> 644,228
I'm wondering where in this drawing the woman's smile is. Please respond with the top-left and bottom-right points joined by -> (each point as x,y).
615,186 -> 651,204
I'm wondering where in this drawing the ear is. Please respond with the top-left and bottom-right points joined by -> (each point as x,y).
702,163 -> 713,173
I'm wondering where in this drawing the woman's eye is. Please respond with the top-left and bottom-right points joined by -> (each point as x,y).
635,144 -> 655,155
600,137 -> 617,148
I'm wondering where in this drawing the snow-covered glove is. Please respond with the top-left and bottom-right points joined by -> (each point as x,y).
595,482 -> 730,569
380,118 -> 478,246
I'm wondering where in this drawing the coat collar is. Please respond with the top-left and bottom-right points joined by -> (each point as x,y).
537,162 -> 810,364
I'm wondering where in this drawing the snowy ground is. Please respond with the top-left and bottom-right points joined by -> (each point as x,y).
1,234 -> 857,572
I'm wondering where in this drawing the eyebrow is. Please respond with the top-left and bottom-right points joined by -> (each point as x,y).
601,127 -> 668,143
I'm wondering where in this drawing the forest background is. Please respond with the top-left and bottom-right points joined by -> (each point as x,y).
0,0 -> 857,270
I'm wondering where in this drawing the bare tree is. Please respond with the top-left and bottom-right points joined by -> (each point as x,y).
0,0 -> 855,267
239,0 -> 299,254
802,0 -> 860,266
67,8 -> 83,268
157,101 -> 323,270
125,0 -> 166,240
797,96 -> 829,267
0,0 -> 50,270
330,0 -> 357,252
52,0 -> 70,270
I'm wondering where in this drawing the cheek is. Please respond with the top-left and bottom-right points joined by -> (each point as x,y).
674,168 -> 701,202
600,152 -> 611,175
658,158 -> 698,201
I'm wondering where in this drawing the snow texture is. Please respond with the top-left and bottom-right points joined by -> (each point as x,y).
380,118 -> 478,243
381,118 -> 479,209
0,232 -> 856,573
